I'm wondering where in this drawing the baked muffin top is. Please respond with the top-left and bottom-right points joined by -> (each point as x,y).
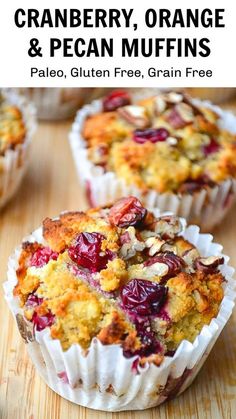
82,90 -> 236,193
14,197 -> 225,366
0,93 -> 26,156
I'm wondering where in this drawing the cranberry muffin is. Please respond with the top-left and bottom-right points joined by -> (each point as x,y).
70,90 -> 236,230
0,99 -> 26,155
14,196 -> 225,361
5,197 -> 234,410
0,90 -> 36,208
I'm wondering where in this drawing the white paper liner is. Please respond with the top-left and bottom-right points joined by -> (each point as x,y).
0,90 -> 37,209
3,216 -> 236,411
69,93 -> 236,230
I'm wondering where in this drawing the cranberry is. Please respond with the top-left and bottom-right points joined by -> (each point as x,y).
179,180 -> 205,194
178,177 -> 215,194
109,197 -> 147,228
121,278 -> 168,316
26,293 -> 43,307
144,253 -> 185,281
30,247 -> 58,268
32,311 -> 55,331
203,138 -> 220,156
133,128 -> 169,144
103,90 -> 131,112
68,232 -> 112,272
137,320 -> 162,353
124,316 -> 162,358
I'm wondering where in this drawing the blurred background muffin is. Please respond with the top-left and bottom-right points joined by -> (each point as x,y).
186,88 -> 236,104
18,88 -> 236,121
0,89 -> 36,209
69,89 -> 236,230
18,88 -> 110,120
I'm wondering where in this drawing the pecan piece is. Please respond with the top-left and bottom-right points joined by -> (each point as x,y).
195,256 -> 224,273
120,227 -> 145,260
154,95 -> 167,114
182,248 -> 200,272
164,92 -> 183,104
145,237 -> 165,256
166,103 -> 194,129
118,105 -> 149,128
143,262 -> 169,279
103,90 -> 131,112
145,252 -> 185,281
152,216 -> 182,240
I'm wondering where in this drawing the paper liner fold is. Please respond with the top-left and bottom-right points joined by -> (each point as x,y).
3,219 -> 235,411
0,89 -> 37,209
69,95 -> 236,230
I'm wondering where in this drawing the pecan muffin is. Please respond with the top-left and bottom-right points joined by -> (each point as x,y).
5,196 -> 234,410
0,90 -> 36,208
70,90 -> 236,229
0,100 -> 26,155
84,90 -> 236,193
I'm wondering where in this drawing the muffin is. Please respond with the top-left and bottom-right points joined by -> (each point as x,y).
69,90 -> 236,230
0,89 -> 36,208
19,88 -> 110,120
4,196 -> 235,411
186,88 -> 236,104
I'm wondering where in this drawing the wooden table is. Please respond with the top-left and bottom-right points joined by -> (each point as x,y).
1,101 -> 236,419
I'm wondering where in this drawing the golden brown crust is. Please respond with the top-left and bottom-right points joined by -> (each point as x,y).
165,271 -> 224,349
14,203 -> 225,364
97,312 -> 137,346
82,91 -> 236,193
43,212 -> 93,252
14,241 -> 42,302
83,112 -> 131,148
0,103 -> 26,155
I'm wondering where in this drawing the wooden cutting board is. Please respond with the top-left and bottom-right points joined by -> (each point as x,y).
1,103 -> 236,419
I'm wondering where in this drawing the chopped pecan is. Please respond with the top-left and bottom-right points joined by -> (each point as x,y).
120,227 -> 145,260
195,256 -> 224,273
118,105 -> 149,128
152,216 -> 182,240
182,248 -> 200,270
164,92 -> 183,104
143,261 -> 169,279
166,136 -> 178,146
145,253 -> 185,281
154,95 -> 167,114
166,103 -> 194,129
145,237 -> 165,256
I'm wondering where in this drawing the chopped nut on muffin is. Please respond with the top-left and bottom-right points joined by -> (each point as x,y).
14,197 -> 225,366
83,91 -> 236,193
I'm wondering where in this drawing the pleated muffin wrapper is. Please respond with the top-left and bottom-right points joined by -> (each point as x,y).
69,93 -> 236,231
0,89 -> 37,209
3,215 -> 236,411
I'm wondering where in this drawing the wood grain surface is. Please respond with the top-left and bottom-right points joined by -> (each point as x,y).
1,102 -> 236,419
